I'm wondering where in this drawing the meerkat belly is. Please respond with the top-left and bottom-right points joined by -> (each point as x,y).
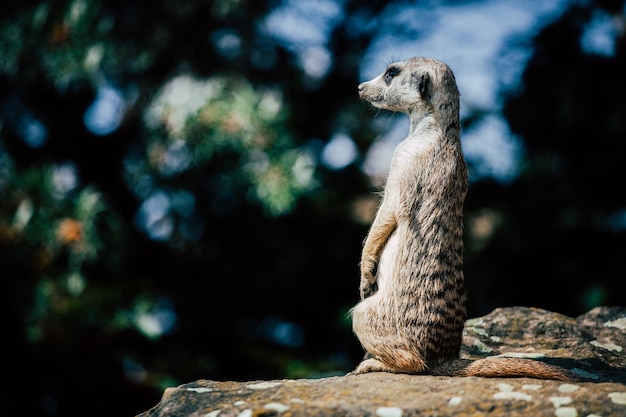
375,229 -> 399,294
351,230 -> 399,339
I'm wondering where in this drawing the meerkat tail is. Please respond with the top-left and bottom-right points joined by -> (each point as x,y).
430,358 -> 580,381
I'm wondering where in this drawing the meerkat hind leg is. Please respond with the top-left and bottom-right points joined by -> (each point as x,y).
350,357 -> 398,375
350,355 -> 427,375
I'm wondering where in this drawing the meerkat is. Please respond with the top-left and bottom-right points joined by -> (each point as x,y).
350,57 -> 577,381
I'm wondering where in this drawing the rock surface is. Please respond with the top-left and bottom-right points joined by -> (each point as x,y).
139,306 -> 626,417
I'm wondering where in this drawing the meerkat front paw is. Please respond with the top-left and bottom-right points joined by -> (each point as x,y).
359,259 -> 378,298
360,256 -> 377,282
359,278 -> 378,299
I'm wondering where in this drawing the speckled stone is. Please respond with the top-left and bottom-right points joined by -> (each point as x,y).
139,306 -> 626,417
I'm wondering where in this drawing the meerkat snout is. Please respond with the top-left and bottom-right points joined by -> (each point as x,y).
357,82 -> 367,98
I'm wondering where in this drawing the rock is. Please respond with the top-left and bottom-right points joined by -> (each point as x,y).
139,307 -> 626,417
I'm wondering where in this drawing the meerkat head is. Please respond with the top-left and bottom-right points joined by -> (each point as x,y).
358,57 -> 459,119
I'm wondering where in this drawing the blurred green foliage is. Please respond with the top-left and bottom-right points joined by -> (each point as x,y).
139,74 -> 315,216
1,0 -> 625,416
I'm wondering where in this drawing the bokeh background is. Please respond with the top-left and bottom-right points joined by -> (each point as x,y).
1,0 -> 625,415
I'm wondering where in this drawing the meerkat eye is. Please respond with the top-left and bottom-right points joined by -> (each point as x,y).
384,66 -> 401,84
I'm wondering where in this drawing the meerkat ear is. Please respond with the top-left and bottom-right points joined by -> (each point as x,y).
417,72 -> 431,98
